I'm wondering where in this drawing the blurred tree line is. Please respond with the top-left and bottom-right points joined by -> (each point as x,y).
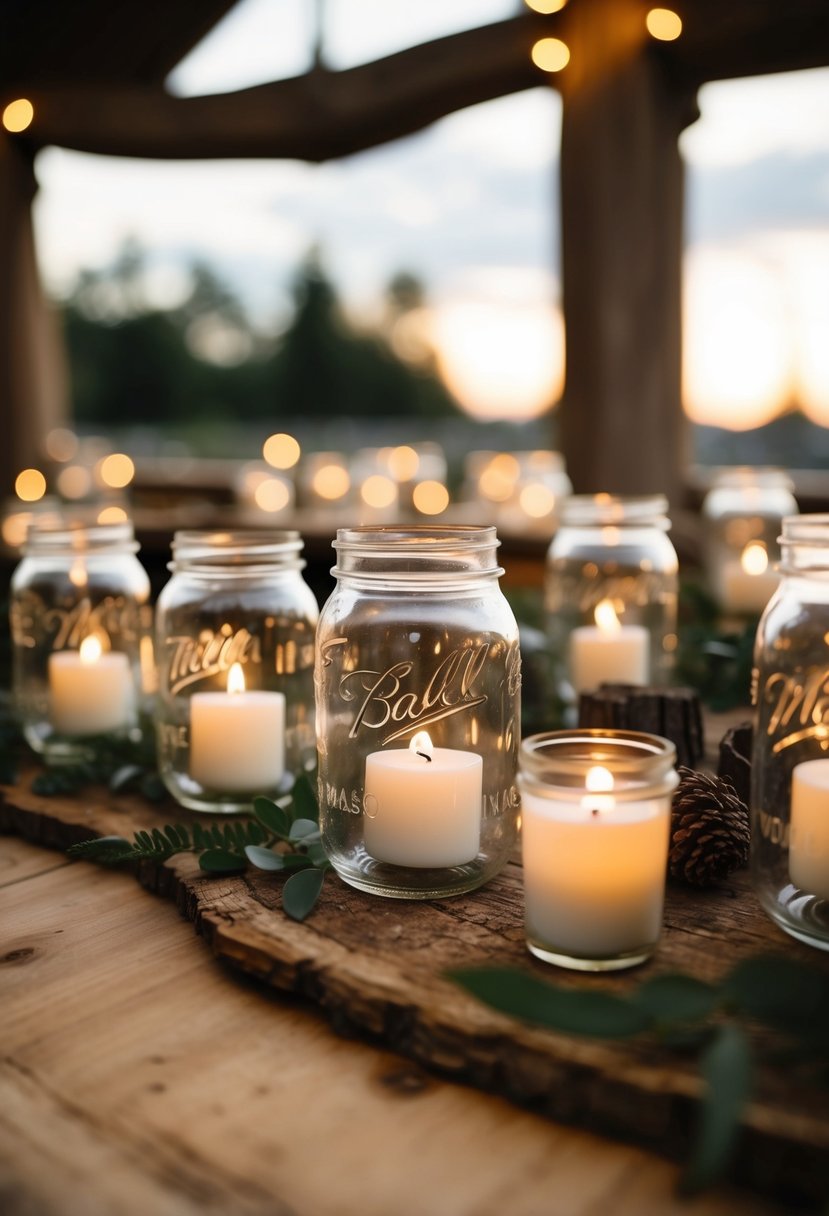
62,240 -> 461,427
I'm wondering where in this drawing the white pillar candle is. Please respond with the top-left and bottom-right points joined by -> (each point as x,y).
364,730 -> 482,867
569,599 -> 649,693
521,765 -> 670,959
790,759 -> 829,900
49,635 -> 134,736
719,543 -> 779,614
190,662 -> 285,793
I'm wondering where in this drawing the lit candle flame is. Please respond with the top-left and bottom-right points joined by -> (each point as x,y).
227,662 -> 246,694
594,599 -> 621,634
79,635 -> 102,665
586,765 -> 614,793
410,730 -> 434,762
741,541 -> 769,577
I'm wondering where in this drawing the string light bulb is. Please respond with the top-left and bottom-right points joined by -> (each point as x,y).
531,37 -> 570,73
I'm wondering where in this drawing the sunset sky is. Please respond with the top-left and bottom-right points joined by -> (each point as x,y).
30,0 -> 829,429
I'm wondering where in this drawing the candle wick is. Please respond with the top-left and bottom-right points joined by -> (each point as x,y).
416,751 -> 432,763
591,807 -> 600,817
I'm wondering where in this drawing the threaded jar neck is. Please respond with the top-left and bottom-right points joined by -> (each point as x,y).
559,495 -> 670,530
332,525 -> 503,586
519,730 -> 678,801
779,514 -> 829,574
23,518 -> 139,556
170,529 -> 305,574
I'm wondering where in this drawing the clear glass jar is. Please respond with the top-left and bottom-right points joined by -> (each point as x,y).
544,495 -> 678,703
519,729 -> 677,971
155,530 -> 318,813
751,515 -> 829,952
702,467 -> 798,616
10,519 -> 151,759
315,525 -> 521,899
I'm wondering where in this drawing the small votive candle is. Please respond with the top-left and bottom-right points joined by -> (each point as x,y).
790,759 -> 829,901
189,662 -> 285,793
569,599 -> 649,693
518,730 -> 677,971
49,634 -> 134,736
364,730 -> 482,867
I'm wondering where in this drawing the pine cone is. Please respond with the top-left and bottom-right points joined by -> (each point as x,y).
669,766 -> 750,887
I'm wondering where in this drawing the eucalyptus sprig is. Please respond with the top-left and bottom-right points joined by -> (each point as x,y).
449,955 -> 829,1194
31,724 -> 166,803
68,772 -> 330,921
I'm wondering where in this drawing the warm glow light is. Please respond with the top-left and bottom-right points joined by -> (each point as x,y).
409,730 -> 434,759
312,464 -> 350,501
387,445 -> 420,481
594,599 -> 621,634
479,453 -> 521,502
99,453 -> 135,489
519,482 -> 556,518
361,474 -> 397,509
683,249 -> 790,430
254,477 -> 291,512
57,464 -> 92,499
227,662 -> 246,694
263,432 -> 300,469
79,635 -> 102,665
741,541 -> 769,576
69,560 -> 88,588
15,468 -> 46,502
586,765 -> 615,793
2,514 -> 29,549
646,8 -> 682,40
2,98 -> 34,133
531,38 -> 570,73
45,428 -> 78,463
434,299 -> 564,422
525,0 -> 567,11
97,505 -> 128,524
413,480 -> 450,515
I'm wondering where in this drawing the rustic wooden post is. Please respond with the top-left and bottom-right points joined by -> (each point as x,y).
558,0 -> 697,503
0,136 -> 67,496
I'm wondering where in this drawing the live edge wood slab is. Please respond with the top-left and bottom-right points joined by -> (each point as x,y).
1,770 -> 827,1206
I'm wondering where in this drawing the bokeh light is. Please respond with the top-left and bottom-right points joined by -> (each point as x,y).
15,468 -> 46,502
312,464 -> 351,501
263,432 -> 301,469
531,38 -> 570,73
254,477 -> 291,512
57,464 -> 92,499
413,480 -> 450,515
2,99 -> 34,133
44,428 -> 79,463
361,475 -> 397,509
96,505 -> 129,524
646,8 -> 682,40
99,453 -> 135,489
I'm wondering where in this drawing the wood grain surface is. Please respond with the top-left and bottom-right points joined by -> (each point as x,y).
1,767 -> 827,1206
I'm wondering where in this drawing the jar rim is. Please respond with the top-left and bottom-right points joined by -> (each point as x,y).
22,517 -> 138,555
559,495 -> 669,528
519,729 -> 678,798
779,514 -> 829,570
334,524 -> 499,552
710,465 -> 795,490
170,528 -> 305,572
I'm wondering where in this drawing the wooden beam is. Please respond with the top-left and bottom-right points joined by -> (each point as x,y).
557,0 -> 696,503
13,15 -> 554,162
0,137 -> 68,496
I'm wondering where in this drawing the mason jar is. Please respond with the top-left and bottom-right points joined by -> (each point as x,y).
315,525 -> 521,899
519,729 -> 677,970
10,518 -> 151,759
544,495 -> 678,703
155,530 -> 318,813
702,467 -> 798,616
751,515 -> 829,951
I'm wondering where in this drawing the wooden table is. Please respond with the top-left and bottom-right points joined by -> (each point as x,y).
1,829 -> 792,1216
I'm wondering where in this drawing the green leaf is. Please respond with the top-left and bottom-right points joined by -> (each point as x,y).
283,867 -> 325,921
724,956 -> 829,1041
291,773 -> 319,823
281,853 -> 315,870
109,763 -> 143,793
253,796 -> 292,838
306,841 -> 331,869
67,835 -> 133,862
289,818 -> 320,842
198,848 -> 246,874
139,772 -> 167,803
681,1024 -> 753,1194
448,968 -> 653,1038
632,974 -> 722,1025
244,845 -> 285,871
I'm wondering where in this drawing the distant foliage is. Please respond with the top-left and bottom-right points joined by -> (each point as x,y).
61,241 -> 461,427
